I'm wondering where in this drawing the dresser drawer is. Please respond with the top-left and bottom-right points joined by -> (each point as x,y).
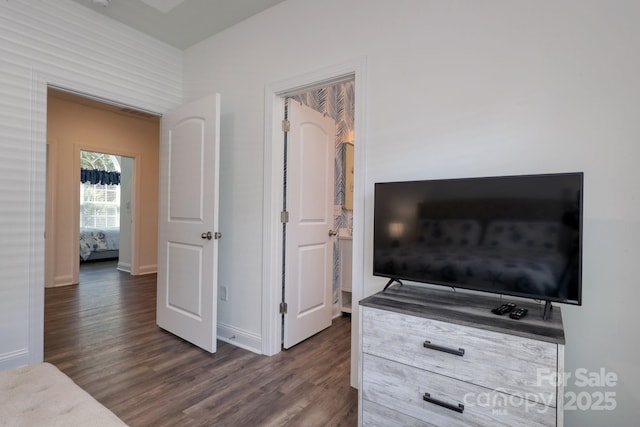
362,353 -> 556,427
362,399 -> 431,427
362,307 -> 558,401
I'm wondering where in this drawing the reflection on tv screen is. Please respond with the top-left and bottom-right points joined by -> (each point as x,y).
373,173 -> 583,305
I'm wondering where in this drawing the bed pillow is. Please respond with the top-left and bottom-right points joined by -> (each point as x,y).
483,221 -> 561,251
416,219 -> 481,247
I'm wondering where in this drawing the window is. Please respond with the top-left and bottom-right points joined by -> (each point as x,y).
80,151 -> 121,228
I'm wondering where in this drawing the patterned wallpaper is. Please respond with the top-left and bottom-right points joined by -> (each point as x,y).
292,79 -> 355,307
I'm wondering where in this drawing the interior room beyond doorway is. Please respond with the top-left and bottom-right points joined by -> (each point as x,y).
45,88 -> 160,287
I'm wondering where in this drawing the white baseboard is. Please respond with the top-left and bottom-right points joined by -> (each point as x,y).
217,322 -> 261,355
0,348 -> 29,371
49,274 -> 74,287
117,261 -> 131,273
136,264 -> 157,275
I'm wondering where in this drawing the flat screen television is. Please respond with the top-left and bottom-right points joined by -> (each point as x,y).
373,172 -> 583,306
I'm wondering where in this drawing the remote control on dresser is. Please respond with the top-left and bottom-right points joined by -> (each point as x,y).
509,307 -> 528,320
491,302 -> 516,315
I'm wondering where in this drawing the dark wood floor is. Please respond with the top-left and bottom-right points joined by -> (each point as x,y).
44,260 -> 357,426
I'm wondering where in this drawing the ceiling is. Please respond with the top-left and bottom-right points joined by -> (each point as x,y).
70,0 -> 287,49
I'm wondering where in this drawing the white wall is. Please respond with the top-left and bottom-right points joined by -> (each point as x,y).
184,0 -> 640,425
0,0 -> 181,369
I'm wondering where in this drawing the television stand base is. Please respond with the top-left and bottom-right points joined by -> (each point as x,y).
383,278 -> 403,291
543,300 -> 553,320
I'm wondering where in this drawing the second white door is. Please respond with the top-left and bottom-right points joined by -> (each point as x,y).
283,100 -> 336,349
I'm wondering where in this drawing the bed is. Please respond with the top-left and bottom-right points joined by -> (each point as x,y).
0,363 -> 127,426
80,227 -> 120,261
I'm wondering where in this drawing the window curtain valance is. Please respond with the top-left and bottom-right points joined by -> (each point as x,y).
80,168 -> 121,185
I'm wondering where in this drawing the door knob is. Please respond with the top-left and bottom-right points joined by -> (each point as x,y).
201,231 -> 212,240
329,229 -> 337,237
214,232 -> 222,240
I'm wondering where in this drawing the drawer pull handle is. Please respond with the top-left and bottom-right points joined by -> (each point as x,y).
423,340 -> 465,357
423,392 -> 465,413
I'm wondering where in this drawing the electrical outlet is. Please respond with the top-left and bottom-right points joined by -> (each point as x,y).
220,285 -> 228,301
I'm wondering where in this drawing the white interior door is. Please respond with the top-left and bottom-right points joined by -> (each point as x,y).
283,100 -> 336,349
157,93 -> 221,353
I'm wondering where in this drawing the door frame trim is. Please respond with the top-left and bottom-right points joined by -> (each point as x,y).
261,57 -> 367,388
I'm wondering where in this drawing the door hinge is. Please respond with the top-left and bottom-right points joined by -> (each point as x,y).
282,119 -> 290,132
279,302 -> 288,314
281,211 -> 289,223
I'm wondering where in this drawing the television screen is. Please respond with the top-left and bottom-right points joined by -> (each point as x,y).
373,173 -> 583,305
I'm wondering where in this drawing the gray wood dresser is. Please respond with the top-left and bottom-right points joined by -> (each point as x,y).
359,285 -> 565,426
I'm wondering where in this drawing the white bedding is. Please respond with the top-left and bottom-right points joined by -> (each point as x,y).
79,227 -> 120,261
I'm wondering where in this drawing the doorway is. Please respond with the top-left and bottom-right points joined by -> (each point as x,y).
79,150 -> 132,275
262,58 -> 365,388
282,81 -> 354,349
45,88 -> 160,287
